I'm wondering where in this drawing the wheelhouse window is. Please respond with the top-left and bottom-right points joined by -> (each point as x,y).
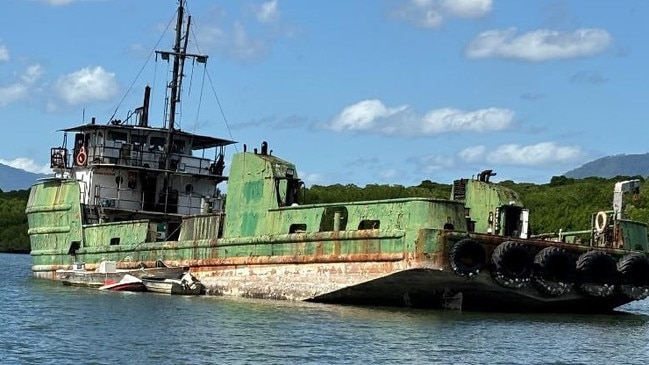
150,136 -> 165,152
131,134 -> 148,150
172,140 -> 186,154
108,131 -> 128,143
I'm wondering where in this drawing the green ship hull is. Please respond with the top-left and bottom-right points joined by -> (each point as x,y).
27,151 -> 649,312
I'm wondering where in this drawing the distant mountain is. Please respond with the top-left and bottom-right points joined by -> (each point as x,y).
0,164 -> 50,192
564,153 -> 649,179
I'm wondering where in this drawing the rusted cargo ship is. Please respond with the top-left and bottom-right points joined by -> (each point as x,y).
27,1 -> 649,312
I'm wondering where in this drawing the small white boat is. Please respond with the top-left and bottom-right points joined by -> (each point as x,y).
141,272 -> 204,295
98,274 -> 146,292
58,260 -> 188,288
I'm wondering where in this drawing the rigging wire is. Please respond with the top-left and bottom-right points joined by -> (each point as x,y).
178,88 -> 183,131
106,9 -> 177,124
163,59 -> 171,129
206,70 -> 237,152
194,61 -> 207,133
188,24 -> 238,152
187,57 -> 195,98
151,51 -> 159,111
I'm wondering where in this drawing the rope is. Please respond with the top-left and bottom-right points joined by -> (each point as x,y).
151,51 -> 159,114
193,62 -> 207,133
106,9 -> 177,124
188,18 -> 238,151
162,60 -> 171,128
187,58 -> 195,98
206,69 -> 237,151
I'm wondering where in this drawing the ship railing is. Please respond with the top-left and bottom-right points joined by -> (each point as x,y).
76,144 -> 218,176
530,229 -> 591,244
94,185 -> 221,216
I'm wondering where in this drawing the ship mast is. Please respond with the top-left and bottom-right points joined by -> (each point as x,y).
164,1 -> 185,170
155,0 -> 208,204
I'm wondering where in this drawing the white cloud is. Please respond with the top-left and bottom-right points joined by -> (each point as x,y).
418,154 -> 455,173
328,99 -> 514,137
298,171 -> 324,187
0,43 -> 9,62
441,0 -> 492,18
458,145 -> 486,162
254,0 -> 280,23
570,70 -> 608,84
421,107 -> 514,134
21,64 -> 43,83
466,28 -> 612,61
329,100 -> 408,132
459,142 -> 584,166
195,22 -> 267,62
53,66 -> 118,105
194,3 -> 296,63
0,63 -> 43,107
0,157 -> 51,174
0,84 -> 28,107
393,0 -> 492,29
194,24 -> 226,50
379,168 -> 400,180
231,23 -> 267,60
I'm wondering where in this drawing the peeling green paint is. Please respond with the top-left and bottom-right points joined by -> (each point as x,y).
28,151 -> 647,291
84,221 -> 150,247
27,151 -> 467,272
619,220 -> 648,251
27,179 -> 83,254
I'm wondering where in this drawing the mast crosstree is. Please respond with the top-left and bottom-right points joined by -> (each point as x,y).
155,0 -> 208,172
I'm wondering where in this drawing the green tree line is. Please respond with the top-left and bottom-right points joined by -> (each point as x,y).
500,175 -> 649,235
303,175 -> 649,236
0,189 -> 30,253
2,175 -> 648,253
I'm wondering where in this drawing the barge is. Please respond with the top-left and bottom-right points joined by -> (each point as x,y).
27,0 -> 649,312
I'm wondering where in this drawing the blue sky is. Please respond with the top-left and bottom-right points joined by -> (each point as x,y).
0,0 -> 647,187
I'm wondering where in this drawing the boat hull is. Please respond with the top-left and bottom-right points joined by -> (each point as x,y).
99,275 -> 147,292
55,266 -> 187,288
101,282 -> 147,292
36,251 -> 634,313
188,256 -> 633,313
30,229 -> 643,313
142,277 -> 204,295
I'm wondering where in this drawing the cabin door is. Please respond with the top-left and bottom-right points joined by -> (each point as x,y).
142,173 -> 157,211
502,206 -> 525,238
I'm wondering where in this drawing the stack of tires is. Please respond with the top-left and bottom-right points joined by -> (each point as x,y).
448,239 -> 649,300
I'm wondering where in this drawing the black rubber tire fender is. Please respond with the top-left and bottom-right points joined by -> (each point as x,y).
576,250 -> 618,297
532,246 -> 576,296
491,241 -> 534,289
617,253 -> 649,300
449,238 -> 486,277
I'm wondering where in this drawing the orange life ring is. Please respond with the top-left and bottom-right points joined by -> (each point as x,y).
76,146 -> 87,166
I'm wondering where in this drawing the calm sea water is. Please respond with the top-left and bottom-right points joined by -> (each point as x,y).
2,253 -> 649,365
